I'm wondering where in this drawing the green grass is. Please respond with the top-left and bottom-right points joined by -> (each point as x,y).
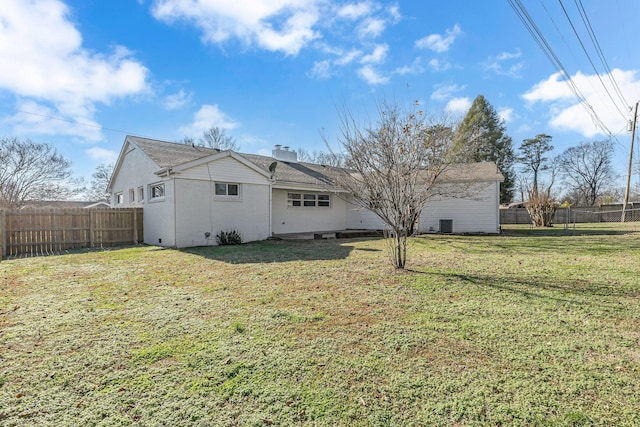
1,224 -> 639,426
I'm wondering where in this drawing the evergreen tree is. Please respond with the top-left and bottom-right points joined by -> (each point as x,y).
451,95 -> 515,203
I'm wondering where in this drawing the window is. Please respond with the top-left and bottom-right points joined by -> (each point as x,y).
214,183 -> 239,197
317,194 -> 330,207
129,189 -> 135,203
115,193 -> 124,205
138,187 -> 144,202
288,193 -> 330,208
287,193 -> 301,207
150,183 -> 165,200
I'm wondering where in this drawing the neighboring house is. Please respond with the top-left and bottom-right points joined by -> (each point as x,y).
108,136 -> 503,248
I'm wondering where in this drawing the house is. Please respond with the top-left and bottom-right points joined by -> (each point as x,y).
107,136 -> 503,247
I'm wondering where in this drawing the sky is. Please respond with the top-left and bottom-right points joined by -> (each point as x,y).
2,0 -> 640,192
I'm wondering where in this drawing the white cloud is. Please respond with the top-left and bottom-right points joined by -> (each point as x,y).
357,65 -> 389,85
308,60 -> 333,79
361,44 -> 388,64
415,24 -> 462,53
523,69 -> 640,137
335,49 -> 362,66
86,147 -> 118,163
445,97 -> 471,114
179,104 -> 239,137
163,89 -> 192,110
152,0 -> 322,56
431,83 -> 466,102
498,107 -> 514,123
357,17 -> 386,38
5,99 -> 102,141
0,0 -> 149,141
152,1 -> 401,85
485,49 -> 523,78
338,2 -> 374,20
394,57 -> 425,76
428,58 -> 451,72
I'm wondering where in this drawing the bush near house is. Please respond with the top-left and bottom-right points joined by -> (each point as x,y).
1,223 -> 639,426
216,228 -> 243,245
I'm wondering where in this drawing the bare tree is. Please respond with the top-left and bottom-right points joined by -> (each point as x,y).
86,163 -> 114,202
558,140 -> 616,206
517,134 -> 557,226
297,147 -> 349,167
178,136 -> 195,145
331,102 -> 452,269
200,127 -> 239,150
0,137 -> 80,208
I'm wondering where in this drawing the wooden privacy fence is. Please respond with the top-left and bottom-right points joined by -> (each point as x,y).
0,208 -> 143,259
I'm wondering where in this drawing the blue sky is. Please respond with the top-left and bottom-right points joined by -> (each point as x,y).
2,0 -> 640,190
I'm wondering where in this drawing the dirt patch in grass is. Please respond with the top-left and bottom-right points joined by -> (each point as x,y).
1,229 -> 639,426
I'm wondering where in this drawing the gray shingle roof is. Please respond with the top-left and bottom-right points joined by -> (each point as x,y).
129,136 -> 220,168
126,135 -> 503,186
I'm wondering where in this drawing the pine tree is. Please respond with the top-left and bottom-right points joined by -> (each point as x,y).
451,95 -> 515,203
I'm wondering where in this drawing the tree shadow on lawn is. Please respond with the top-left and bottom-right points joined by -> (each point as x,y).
180,237 -> 380,264
409,269 -> 640,304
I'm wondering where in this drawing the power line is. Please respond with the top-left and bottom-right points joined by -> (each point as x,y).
14,109 -> 158,140
557,0 -> 628,119
507,0 -> 615,138
574,0 -> 630,108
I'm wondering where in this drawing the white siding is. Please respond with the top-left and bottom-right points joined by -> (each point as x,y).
346,202 -> 386,230
174,179 -> 270,247
272,189 -> 347,234
419,181 -> 500,234
178,157 -> 267,185
345,181 -> 501,234
171,155 -> 272,247
144,180 -> 176,246
110,144 -> 176,246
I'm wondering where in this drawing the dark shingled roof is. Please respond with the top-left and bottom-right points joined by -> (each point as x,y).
126,135 -> 503,186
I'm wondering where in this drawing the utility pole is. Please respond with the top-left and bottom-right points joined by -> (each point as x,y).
622,101 -> 638,223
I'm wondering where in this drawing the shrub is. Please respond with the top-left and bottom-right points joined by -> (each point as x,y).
216,229 -> 243,245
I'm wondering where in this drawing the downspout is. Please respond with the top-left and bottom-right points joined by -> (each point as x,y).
268,179 -> 273,237
172,171 -> 177,247
496,179 -> 501,233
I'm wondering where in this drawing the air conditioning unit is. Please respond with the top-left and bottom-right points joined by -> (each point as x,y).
439,219 -> 453,234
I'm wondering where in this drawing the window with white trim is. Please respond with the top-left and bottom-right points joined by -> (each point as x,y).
214,182 -> 240,197
150,183 -> 165,200
138,187 -> 144,202
288,192 -> 330,208
129,189 -> 135,203
115,192 -> 124,205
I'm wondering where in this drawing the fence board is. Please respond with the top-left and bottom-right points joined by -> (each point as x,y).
500,205 -> 640,225
0,208 -> 143,258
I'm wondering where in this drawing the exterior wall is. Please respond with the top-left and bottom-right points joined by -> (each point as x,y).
346,202 -> 386,230
174,178 -> 270,247
177,157 -> 268,185
419,181 -> 500,234
271,189 -> 347,234
345,181 -> 501,234
109,144 -> 176,246
143,179 -> 177,246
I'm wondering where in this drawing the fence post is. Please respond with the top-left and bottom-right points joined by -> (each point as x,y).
132,208 -> 138,244
89,210 -> 95,248
0,210 -> 5,261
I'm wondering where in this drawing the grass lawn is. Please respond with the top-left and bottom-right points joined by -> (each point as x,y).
1,223 -> 639,426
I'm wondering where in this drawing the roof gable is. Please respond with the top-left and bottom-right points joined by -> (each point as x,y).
114,136 -> 503,190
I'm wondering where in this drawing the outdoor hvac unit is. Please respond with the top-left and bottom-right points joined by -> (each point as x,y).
439,219 -> 453,234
